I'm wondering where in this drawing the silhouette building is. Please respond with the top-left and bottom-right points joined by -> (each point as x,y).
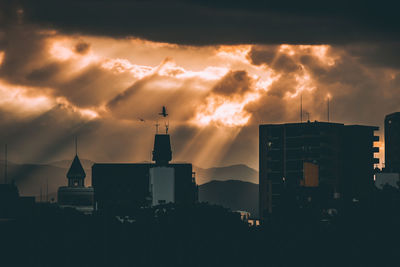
0,183 -> 20,218
92,133 -> 198,215
57,154 -> 94,213
259,121 -> 379,221
0,183 -> 35,219
384,112 -> 400,172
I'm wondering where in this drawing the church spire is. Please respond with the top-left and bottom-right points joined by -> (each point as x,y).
67,136 -> 86,187
67,155 -> 86,187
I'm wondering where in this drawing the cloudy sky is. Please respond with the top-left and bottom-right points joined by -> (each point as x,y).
1,0 -> 399,169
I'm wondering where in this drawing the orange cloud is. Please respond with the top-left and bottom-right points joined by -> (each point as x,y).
0,80 -> 54,116
0,51 -> 5,65
0,26 -> 396,169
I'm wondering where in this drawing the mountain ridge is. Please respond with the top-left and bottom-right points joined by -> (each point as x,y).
193,164 -> 258,185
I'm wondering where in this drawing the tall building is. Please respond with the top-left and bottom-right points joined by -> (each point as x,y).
259,121 -> 379,221
384,112 -> 400,172
92,133 -> 198,215
57,154 -> 94,213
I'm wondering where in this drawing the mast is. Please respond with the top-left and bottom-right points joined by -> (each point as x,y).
300,94 -> 303,123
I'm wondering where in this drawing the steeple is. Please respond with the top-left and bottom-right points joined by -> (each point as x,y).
67,155 -> 86,187
67,137 -> 86,187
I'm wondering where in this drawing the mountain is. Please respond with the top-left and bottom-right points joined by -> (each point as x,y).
193,164 -> 258,185
198,180 -> 259,218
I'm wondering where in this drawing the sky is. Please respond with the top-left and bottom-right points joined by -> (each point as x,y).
1,1 -> 400,169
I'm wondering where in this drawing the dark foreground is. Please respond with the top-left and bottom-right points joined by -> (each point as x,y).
1,187 -> 400,267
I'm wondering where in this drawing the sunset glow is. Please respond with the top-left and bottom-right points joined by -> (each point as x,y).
101,58 -> 154,78
3,3 -> 399,265
0,81 -> 54,115
50,40 -> 75,61
195,98 -> 252,127
0,25 -> 395,168
0,51 -> 5,66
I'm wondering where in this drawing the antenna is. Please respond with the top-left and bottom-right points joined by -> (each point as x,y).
4,144 -> 7,184
300,93 -> 303,123
40,186 -> 42,202
155,122 -> 160,134
165,120 -> 169,134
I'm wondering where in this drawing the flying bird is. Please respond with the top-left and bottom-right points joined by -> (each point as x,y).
159,106 -> 168,117
138,118 -> 145,122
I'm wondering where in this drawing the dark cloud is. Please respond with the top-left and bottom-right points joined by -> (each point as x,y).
247,46 -> 279,65
26,63 -> 62,82
74,41 -> 90,55
211,70 -> 252,97
266,75 -> 297,98
4,0 -> 398,46
248,46 -> 301,73
298,55 -> 327,77
341,43 -> 400,69
273,55 -> 300,73
245,93 -> 288,124
0,25 -> 50,84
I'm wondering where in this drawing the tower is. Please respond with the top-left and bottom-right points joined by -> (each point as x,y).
67,136 -> 86,187
67,155 -> 86,187
57,138 -> 93,213
152,134 -> 172,166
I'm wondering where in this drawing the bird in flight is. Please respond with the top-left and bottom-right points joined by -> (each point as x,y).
159,106 -> 168,117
